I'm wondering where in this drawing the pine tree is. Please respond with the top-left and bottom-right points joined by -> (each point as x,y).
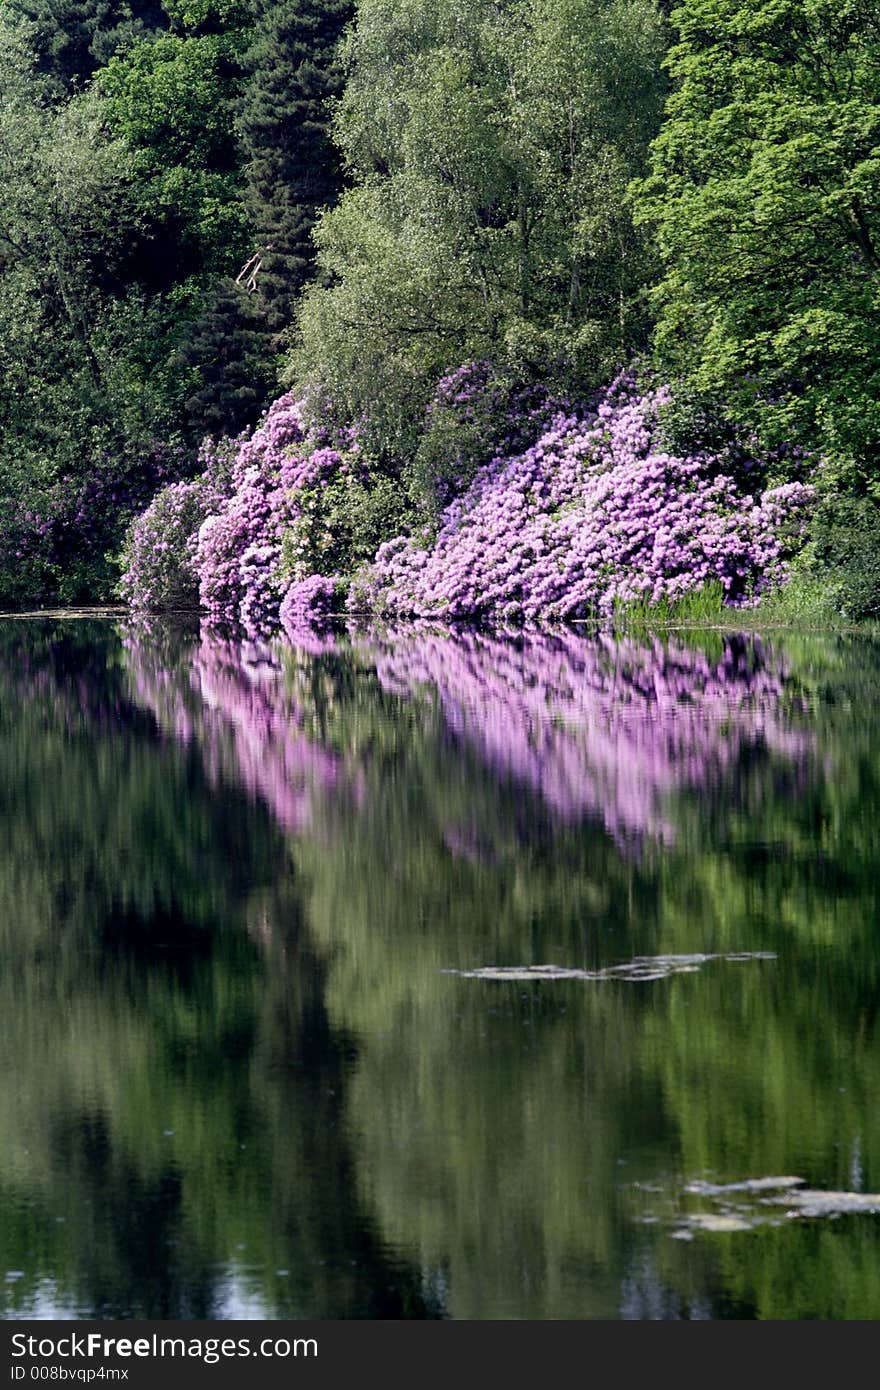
238,0 -> 353,339
177,278 -> 275,437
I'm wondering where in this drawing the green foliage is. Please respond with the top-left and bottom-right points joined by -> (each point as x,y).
98,31 -> 242,166
174,278 -> 274,435
1,0 -> 877,615
0,0 -> 267,606
162,0 -> 251,30
407,363 -> 567,520
634,0 -> 880,475
613,579 -> 725,628
96,29 -> 250,272
238,0 -> 354,338
809,495 -> 880,621
9,0 -> 167,90
290,0 -> 668,457
281,460 -> 412,580
0,38 -> 172,602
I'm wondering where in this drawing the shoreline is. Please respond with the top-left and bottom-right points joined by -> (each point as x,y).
0,605 -> 875,637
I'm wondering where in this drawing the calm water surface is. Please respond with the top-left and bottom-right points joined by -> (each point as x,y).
2,616 -> 880,1319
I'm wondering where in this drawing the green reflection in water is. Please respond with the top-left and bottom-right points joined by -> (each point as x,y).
2,618 -> 880,1318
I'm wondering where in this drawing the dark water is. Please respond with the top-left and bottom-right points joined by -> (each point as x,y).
1,616 -> 880,1320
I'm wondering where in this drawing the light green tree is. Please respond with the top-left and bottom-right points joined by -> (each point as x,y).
634,0 -> 880,480
291,0 -> 668,456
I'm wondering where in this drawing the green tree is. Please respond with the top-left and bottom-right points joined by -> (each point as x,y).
238,0 -> 354,340
175,276 -> 276,434
8,0 -> 167,91
290,0 -> 668,458
0,17 -> 200,603
634,0 -> 880,480
96,29 -> 250,275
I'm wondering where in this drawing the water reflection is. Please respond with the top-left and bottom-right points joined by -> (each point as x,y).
2,618 -> 880,1318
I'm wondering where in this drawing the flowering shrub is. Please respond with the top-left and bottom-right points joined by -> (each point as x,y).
1,440 -> 182,608
118,436 -> 238,611
410,361 -> 569,516
119,480 -> 213,611
192,403 -> 353,634
194,469 -> 275,620
122,393 -> 352,632
357,376 -> 815,621
192,394 -> 309,626
279,575 -> 340,637
122,370 -> 816,630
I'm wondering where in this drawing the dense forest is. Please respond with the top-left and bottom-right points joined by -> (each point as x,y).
0,0 -> 878,625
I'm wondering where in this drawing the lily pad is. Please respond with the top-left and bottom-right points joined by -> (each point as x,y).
644,1175 -> 880,1237
678,1213 -> 756,1234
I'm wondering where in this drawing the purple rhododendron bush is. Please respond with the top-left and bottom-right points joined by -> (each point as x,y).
122,395 -> 347,634
358,376 -> 815,622
121,370 -> 816,629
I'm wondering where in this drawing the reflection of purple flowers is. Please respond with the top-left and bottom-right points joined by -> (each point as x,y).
123,621 -> 813,852
124,631 -> 351,833
360,628 -> 813,845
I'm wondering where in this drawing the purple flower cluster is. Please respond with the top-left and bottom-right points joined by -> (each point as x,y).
192,401 -> 347,634
416,360 -> 569,508
360,376 -> 815,621
120,480 -> 216,611
121,393 -> 350,633
279,575 -> 340,638
121,369 -> 816,629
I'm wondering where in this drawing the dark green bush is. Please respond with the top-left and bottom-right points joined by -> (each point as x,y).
811,495 -> 880,621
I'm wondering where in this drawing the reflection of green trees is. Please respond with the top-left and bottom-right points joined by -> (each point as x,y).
0,621 -> 434,1318
272,630 -> 880,1318
6,619 -> 880,1319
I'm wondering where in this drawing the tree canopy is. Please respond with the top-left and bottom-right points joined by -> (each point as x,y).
635,0 -> 880,481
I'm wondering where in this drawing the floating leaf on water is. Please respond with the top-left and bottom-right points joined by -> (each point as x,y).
681,1213 -> 756,1233
646,1176 -> 880,1236
686,1176 -> 804,1197
445,952 -> 777,983
616,971 -> 669,982
783,1190 -> 880,1218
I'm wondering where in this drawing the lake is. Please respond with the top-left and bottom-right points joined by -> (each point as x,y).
1,616 -> 879,1319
